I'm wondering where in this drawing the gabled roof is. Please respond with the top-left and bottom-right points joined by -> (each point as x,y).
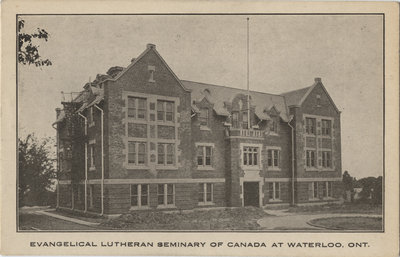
105,44 -> 190,92
281,85 -> 313,107
281,78 -> 340,113
181,80 -> 289,122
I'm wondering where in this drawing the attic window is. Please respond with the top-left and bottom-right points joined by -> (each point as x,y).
316,94 -> 321,107
148,65 -> 156,82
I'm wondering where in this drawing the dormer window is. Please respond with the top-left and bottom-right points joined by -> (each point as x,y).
199,108 -> 209,127
148,65 -> 155,82
242,112 -> 248,129
270,116 -> 279,134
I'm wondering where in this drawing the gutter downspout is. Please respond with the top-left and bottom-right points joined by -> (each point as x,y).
287,115 -> 295,206
94,104 -> 104,215
78,112 -> 88,213
51,124 -> 59,209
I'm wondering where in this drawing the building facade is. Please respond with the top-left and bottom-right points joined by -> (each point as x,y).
54,44 -> 342,215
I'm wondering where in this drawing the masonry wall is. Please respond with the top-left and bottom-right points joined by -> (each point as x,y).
293,83 -> 342,179
263,182 -> 291,205
104,47 -> 192,180
104,182 -> 226,214
58,184 -> 72,208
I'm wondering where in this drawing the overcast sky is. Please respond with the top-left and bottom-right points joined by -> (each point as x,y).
18,15 -> 383,179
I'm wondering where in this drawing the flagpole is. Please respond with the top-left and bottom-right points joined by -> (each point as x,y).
246,17 -> 250,129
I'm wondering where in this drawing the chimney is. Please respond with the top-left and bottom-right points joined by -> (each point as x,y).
147,43 -> 156,49
314,77 -> 322,83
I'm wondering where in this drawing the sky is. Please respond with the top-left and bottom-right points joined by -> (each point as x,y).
18,15 -> 383,179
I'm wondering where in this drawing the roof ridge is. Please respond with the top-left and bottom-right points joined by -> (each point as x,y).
181,79 -> 285,98
281,84 -> 313,96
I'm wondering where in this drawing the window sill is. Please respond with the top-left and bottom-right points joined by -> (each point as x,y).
308,198 -> 320,202
157,204 -> 176,209
155,165 -> 178,170
241,166 -> 261,171
156,121 -> 175,126
268,132 -> 279,137
268,199 -> 282,203
305,167 -> 318,172
197,166 -> 215,171
129,206 -> 151,211
126,118 -> 148,124
89,167 -> 96,171
88,122 -> 95,128
200,126 -> 211,131
267,167 -> 281,172
322,197 -> 336,201
126,165 -> 149,170
198,202 -> 215,206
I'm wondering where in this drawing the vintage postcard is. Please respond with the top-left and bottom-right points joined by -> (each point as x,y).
1,1 -> 399,256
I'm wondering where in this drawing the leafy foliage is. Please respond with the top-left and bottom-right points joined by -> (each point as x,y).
355,176 -> 383,205
18,18 -> 52,66
19,134 -> 56,206
342,170 -> 354,192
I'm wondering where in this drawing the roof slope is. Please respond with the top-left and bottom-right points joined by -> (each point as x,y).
281,85 -> 313,107
181,80 -> 289,122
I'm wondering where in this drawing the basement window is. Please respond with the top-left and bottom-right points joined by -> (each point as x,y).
130,184 -> 149,208
157,184 -> 175,207
268,182 -> 280,201
198,183 -> 213,205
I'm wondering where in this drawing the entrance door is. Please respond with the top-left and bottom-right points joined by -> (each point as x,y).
243,182 -> 259,207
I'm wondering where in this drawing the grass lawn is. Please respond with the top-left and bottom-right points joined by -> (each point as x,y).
101,207 -> 270,230
287,203 -> 382,215
309,217 -> 383,230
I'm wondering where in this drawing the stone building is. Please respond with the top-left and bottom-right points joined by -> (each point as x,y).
53,44 -> 342,215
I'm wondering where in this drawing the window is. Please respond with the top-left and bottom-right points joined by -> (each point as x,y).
321,119 -> 331,136
327,182 -> 333,197
267,149 -> 280,168
128,141 -> 146,165
305,117 -> 316,135
242,112 -> 248,129
270,117 -> 278,133
157,143 -> 175,165
199,108 -> 209,127
321,182 -> 333,198
306,150 -> 316,167
308,182 -> 319,199
157,184 -> 175,206
148,65 -> 155,82
198,183 -> 213,204
243,146 -> 259,166
128,97 -> 147,120
322,151 -> 332,168
197,145 -> 213,167
89,145 -> 95,168
157,100 -> 174,122
232,112 -> 239,128
88,106 -> 94,125
130,184 -> 149,208
268,182 -> 280,200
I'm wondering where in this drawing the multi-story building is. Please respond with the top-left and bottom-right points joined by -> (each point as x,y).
53,44 -> 342,215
